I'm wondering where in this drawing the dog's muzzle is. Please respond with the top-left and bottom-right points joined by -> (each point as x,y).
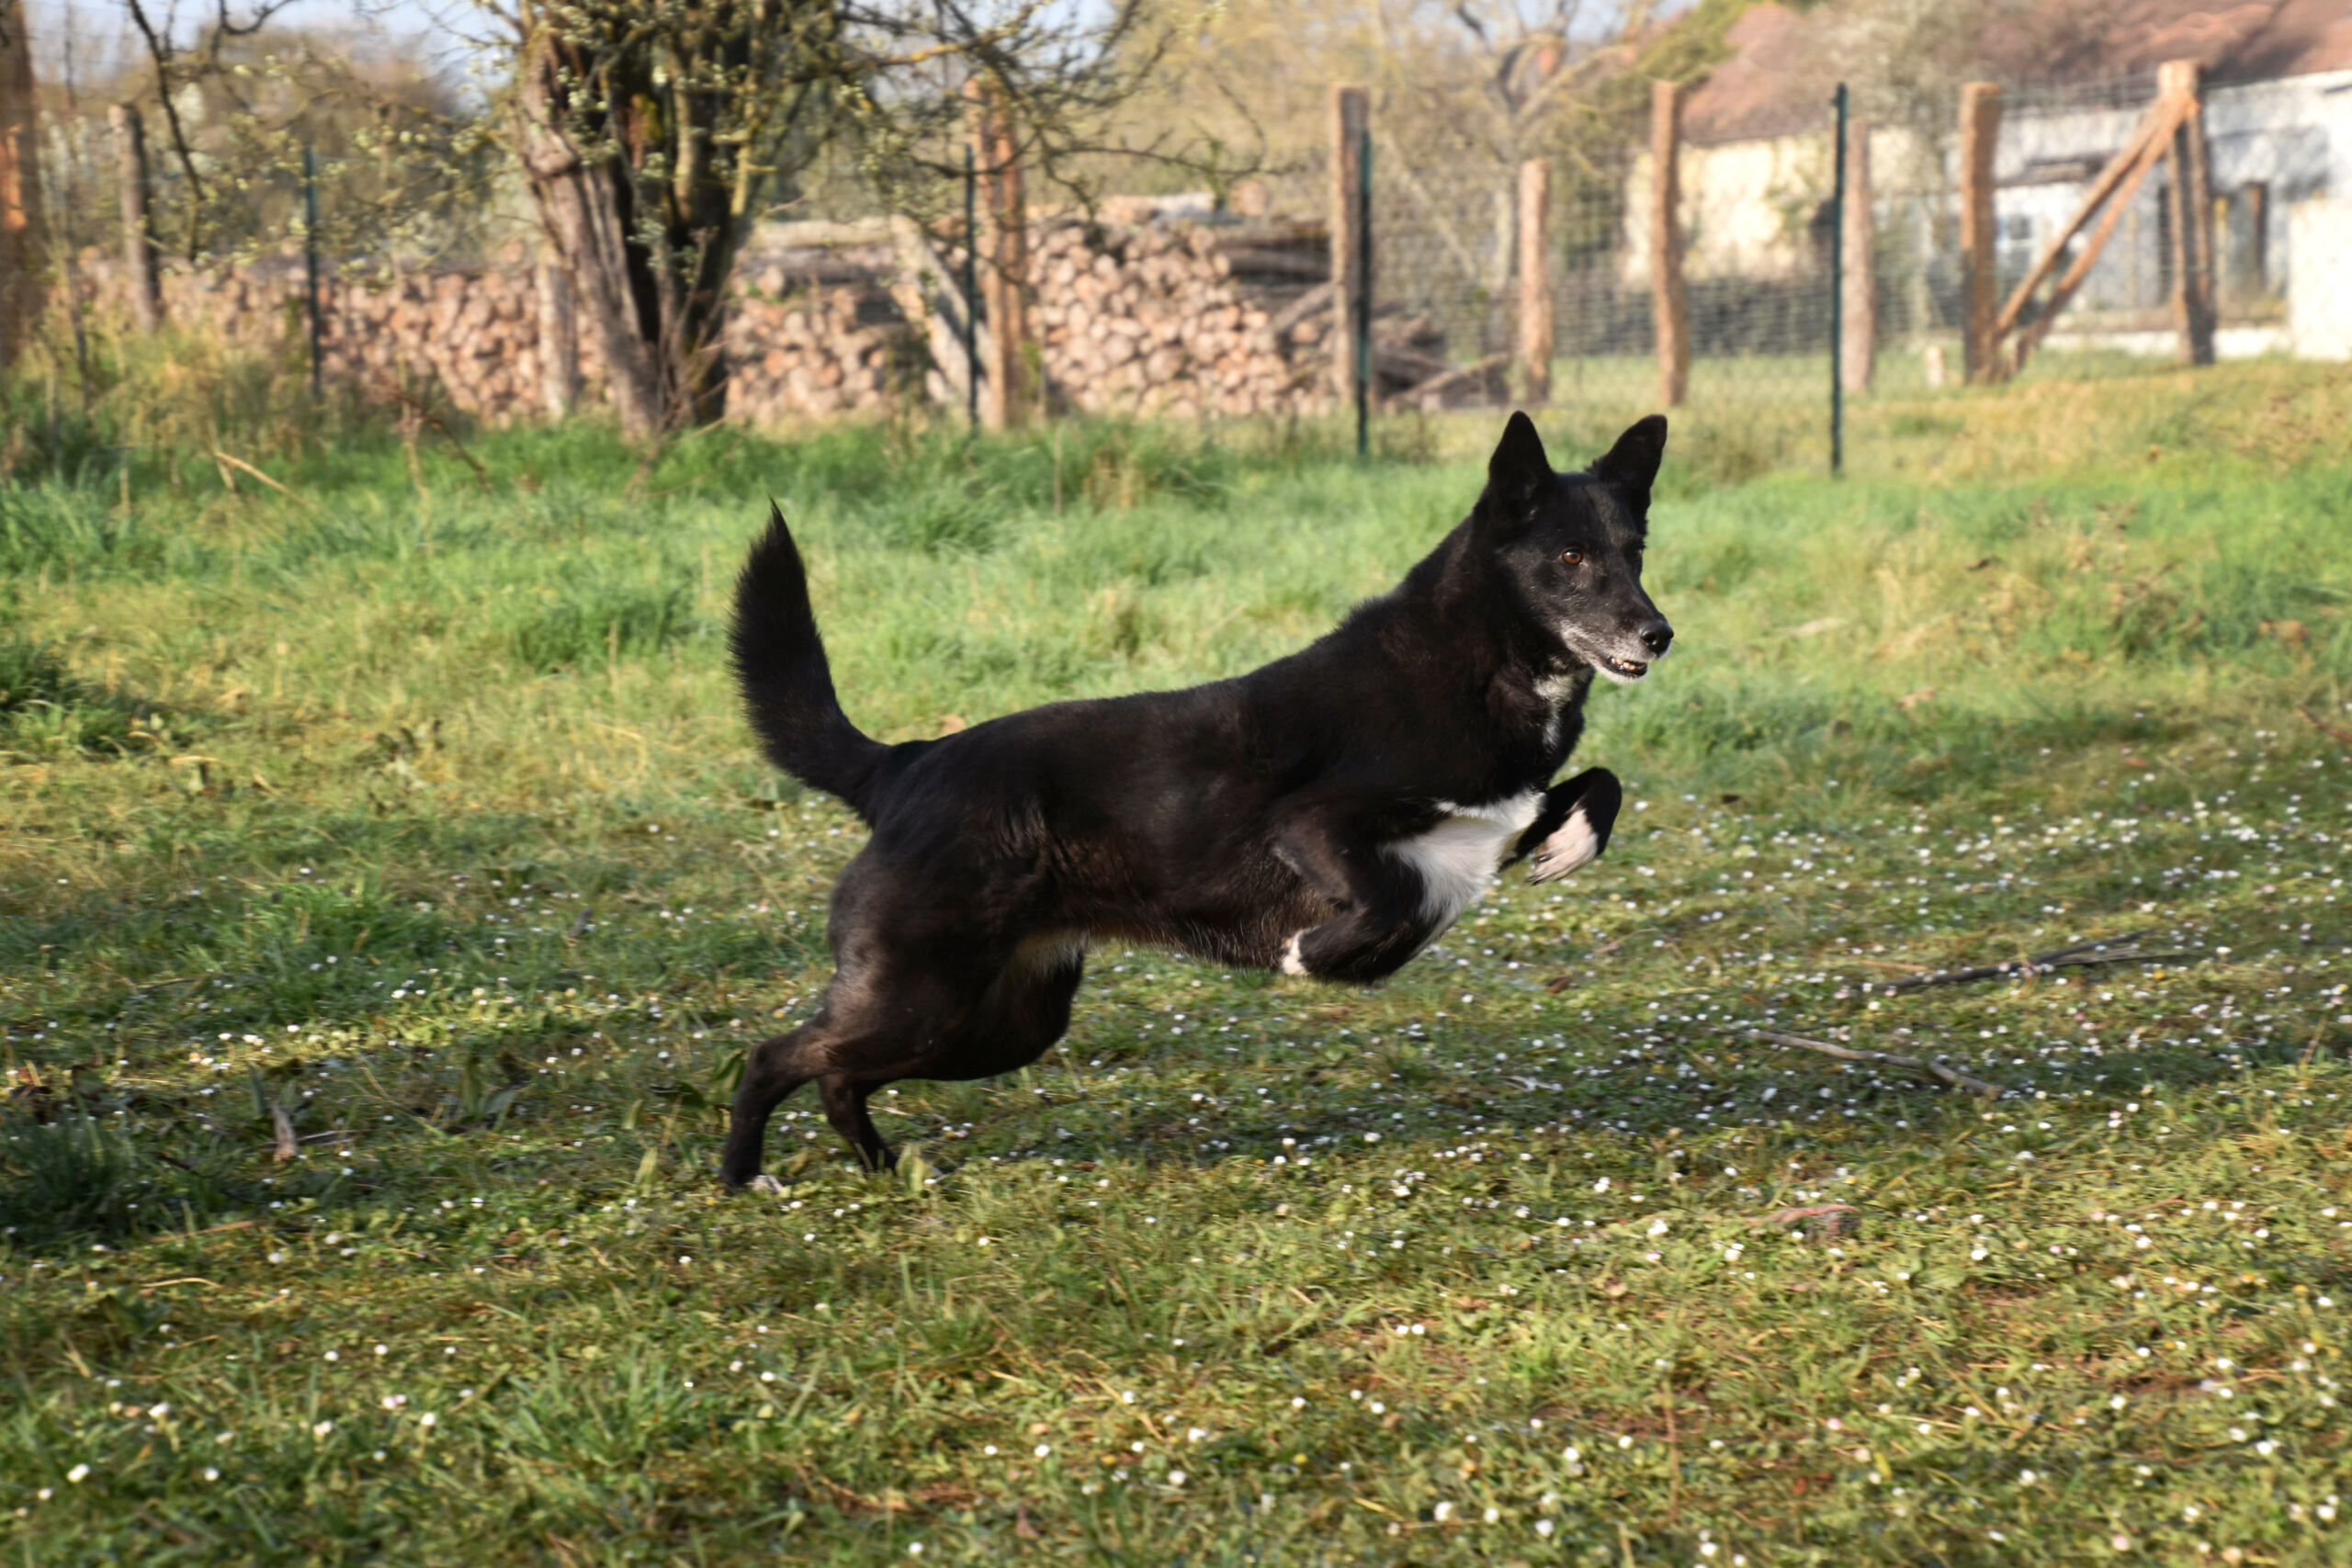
1572,619 -> 1672,684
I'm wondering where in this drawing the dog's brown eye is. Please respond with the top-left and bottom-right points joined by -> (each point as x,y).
1561,548 -> 1585,566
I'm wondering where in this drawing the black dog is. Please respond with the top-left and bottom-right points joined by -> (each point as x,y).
719,412 -> 1672,1188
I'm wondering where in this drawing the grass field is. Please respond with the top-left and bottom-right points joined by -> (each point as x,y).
4,364 -> 2352,1564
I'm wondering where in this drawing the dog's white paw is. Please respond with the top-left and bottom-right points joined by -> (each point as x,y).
1279,931 -> 1310,976
747,1173 -> 789,1198
1528,806 -> 1601,884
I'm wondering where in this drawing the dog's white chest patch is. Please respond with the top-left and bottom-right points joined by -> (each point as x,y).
1386,790 -> 1541,930
1533,671 -> 1581,750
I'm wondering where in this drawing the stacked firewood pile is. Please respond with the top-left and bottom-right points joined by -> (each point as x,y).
727,276 -> 902,421
74,254 -> 594,424
66,211 -> 1497,425
1029,219 -> 1319,419
317,270 -> 586,420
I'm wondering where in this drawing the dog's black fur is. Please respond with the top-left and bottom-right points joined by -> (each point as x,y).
719,412 -> 1673,1186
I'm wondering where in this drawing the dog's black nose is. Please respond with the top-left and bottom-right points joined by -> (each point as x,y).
1639,621 -> 1675,657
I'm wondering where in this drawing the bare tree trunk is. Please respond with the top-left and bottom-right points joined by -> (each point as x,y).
513,27 -> 742,439
112,103 -> 164,333
0,0 -> 49,372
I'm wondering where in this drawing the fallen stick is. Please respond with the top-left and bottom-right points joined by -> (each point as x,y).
1872,931 -> 2199,993
2299,705 -> 2352,749
1746,1027 -> 2003,1100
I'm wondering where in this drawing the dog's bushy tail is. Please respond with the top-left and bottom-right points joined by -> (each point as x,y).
731,506 -> 887,820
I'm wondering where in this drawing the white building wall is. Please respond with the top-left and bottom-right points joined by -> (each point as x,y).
1619,68 -> 2352,355
2287,198 -> 2352,358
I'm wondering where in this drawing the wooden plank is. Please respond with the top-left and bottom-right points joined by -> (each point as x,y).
1516,159 -> 1552,407
1651,80 -> 1689,409
2010,111 -> 2177,370
1992,95 -> 2181,343
887,214 -> 974,408
1958,82 -> 2001,384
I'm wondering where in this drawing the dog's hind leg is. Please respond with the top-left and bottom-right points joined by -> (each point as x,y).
719,1027 -> 820,1189
818,1077 -> 895,1171
812,941 -> 1088,1172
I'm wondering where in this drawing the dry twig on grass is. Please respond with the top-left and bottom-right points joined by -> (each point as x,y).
370,375 -> 492,490
2299,705 -> 2352,749
1745,1027 -> 2003,1100
1870,931 -> 2199,993
212,452 -> 328,513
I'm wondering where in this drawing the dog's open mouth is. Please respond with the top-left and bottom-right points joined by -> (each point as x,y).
1595,653 -> 1649,680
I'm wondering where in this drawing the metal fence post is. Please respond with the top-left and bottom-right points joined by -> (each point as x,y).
301,142 -> 322,400
1330,84 -> 1370,445
1357,126 -> 1372,459
1829,83 -> 1847,476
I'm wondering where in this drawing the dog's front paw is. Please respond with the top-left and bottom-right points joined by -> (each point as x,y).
746,1173 -> 789,1198
1279,931 -> 1311,976
1528,803 -> 1603,884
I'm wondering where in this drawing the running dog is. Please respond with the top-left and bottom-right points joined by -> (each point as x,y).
720,412 -> 1672,1187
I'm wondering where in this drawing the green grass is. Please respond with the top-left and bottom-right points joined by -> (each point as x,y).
4,367 -> 2352,1563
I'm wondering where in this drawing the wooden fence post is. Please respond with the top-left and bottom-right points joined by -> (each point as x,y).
969,78 -> 1029,431
1841,113 -> 1874,393
1650,81 -> 1690,409
1958,82 -> 2001,383
2160,58 -> 2216,366
110,104 -> 163,333
536,254 -> 579,419
0,0 -> 48,374
1330,84 -> 1369,411
1516,158 -> 1553,407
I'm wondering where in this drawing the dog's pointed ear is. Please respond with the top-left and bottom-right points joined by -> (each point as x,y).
1590,414 -> 1668,515
1480,411 -> 1555,526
